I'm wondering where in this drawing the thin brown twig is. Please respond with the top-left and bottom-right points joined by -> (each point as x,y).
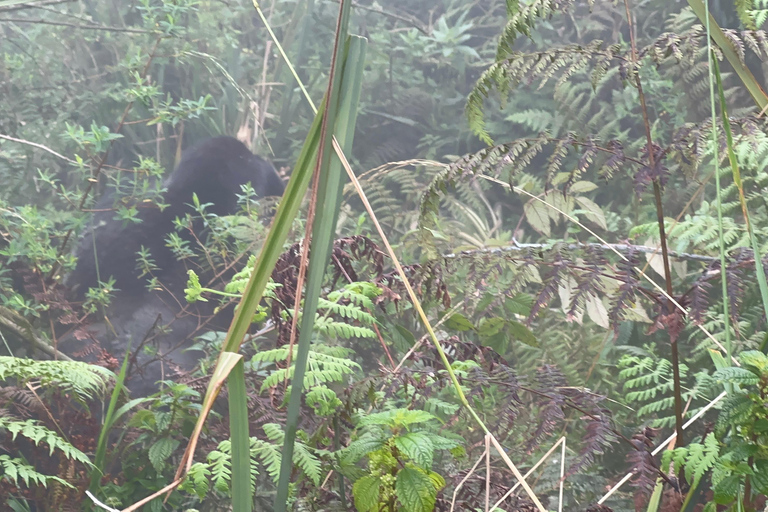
0,133 -> 76,163
623,0 -> 685,446
0,0 -> 73,13
0,17 -> 152,33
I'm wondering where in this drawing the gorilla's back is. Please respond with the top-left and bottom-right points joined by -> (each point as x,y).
64,136 -> 284,395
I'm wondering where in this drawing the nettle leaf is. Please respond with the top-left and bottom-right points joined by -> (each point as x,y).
342,432 -> 387,463
429,434 -> 462,451
353,475 -> 381,512
148,437 -> 180,473
396,466 -> 437,512
394,432 -> 434,469
360,409 -> 437,429
713,474 -> 741,504
739,350 -> 768,374
524,199 -> 551,236
752,460 -> 768,494
505,293 -> 534,316
712,366 -> 760,386
478,317 -> 506,338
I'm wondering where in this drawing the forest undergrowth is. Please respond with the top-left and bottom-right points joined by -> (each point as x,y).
3,0 -> 768,511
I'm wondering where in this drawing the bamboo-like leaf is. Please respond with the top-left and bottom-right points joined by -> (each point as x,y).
274,15 -> 366,512
713,58 -> 768,352
91,341 -> 133,491
229,359 -> 250,511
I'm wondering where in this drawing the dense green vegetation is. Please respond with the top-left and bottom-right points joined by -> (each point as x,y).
3,0 -> 768,510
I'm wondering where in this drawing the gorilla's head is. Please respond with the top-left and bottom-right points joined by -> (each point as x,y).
165,136 -> 284,217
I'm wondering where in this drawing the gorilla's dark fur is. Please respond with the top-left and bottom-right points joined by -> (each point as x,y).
65,136 -> 284,396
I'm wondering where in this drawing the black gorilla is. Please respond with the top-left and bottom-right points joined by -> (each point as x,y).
64,136 -> 284,396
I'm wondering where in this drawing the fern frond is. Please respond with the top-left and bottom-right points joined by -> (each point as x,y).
0,356 -> 112,401
0,417 -> 92,468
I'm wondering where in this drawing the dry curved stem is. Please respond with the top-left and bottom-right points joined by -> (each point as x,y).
0,305 -> 73,361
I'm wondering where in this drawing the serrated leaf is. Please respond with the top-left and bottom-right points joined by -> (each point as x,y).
739,350 -> 768,374
752,460 -> 768,494
396,466 -> 437,512
353,475 -> 381,512
508,320 -> 538,347
148,437 -> 179,473
343,433 -> 386,463
505,293 -> 533,316
585,294 -> 610,328
623,302 -> 652,323
575,196 -> 608,230
394,432 -> 434,469
427,471 -> 445,490
429,434 -> 462,451
359,409 -> 437,429
713,474 -> 740,504
524,200 -> 551,236
445,313 -> 474,332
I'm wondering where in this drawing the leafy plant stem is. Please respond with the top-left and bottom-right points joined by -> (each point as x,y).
623,0 -> 684,445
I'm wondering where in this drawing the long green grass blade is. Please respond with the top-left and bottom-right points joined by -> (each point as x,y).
712,59 -> 768,351
229,358 -> 251,512
703,2 -> 732,362
176,93 -> 325,480
273,28 -> 366,512
90,343 -> 131,491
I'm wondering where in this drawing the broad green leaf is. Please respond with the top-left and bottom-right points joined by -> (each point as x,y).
396,466 -> 437,512
504,293 -> 533,316
585,295 -> 610,329
478,317 -> 506,338
509,321 -> 538,347
353,475 -> 381,512
394,432 -> 434,469
569,181 -> 598,193
428,471 -> 445,490
341,433 -> 386,463
524,200 -> 551,236
575,196 -> 607,230
148,437 -> 179,473
739,350 -> 768,374
445,313 -> 474,332
359,409 -> 437,428
713,474 -> 740,504
752,461 -> 768,494
716,394 -> 754,434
